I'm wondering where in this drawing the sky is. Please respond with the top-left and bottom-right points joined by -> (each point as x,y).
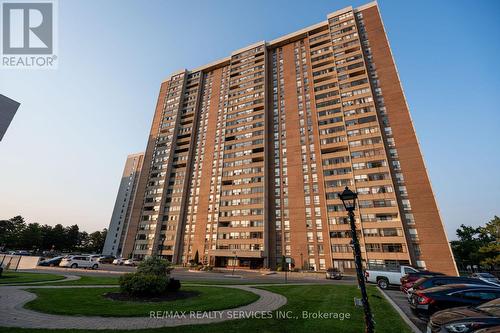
0,0 -> 499,240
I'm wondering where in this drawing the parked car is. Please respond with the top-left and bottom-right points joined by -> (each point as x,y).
38,256 -> 64,267
124,259 -> 141,267
427,298 -> 500,333
407,276 -> 495,300
474,327 -> 500,333
9,250 -> 30,256
400,271 -> 445,293
98,255 -> 116,264
59,255 -> 99,269
326,268 -> 343,280
88,255 -> 101,262
409,284 -> 500,317
112,258 -> 125,265
365,265 -> 419,289
470,273 -> 500,287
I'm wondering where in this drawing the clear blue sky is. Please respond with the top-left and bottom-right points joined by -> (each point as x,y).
1,0 -> 499,239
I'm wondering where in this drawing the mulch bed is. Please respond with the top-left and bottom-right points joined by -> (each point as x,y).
104,291 -> 200,302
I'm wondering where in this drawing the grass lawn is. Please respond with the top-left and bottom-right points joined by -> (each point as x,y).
25,286 -> 259,317
0,271 -> 65,284
3,284 -> 413,333
37,276 -> 286,286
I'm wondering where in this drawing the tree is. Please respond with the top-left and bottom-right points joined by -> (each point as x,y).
40,224 -> 54,250
18,223 -> 43,250
480,216 -> 500,242
478,216 -> 500,268
450,224 -> 486,267
50,224 -> 66,251
479,243 -> 500,268
81,229 -> 107,253
137,256 -> 173,276
0,216 -> 26,249
0,215 -> 107,253
193,250 -> 199,265
451,216 -> 500,270
64,225 -> 80,251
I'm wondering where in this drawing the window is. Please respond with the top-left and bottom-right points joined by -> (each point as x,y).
460,290 -> 500,301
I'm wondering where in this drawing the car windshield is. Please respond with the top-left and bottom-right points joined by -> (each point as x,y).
478,273 -> 496,278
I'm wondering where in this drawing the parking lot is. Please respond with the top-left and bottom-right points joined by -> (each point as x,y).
383,287 -> 427,332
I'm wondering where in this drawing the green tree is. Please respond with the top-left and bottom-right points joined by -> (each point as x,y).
479,243 -> 500,267
18,223 -> 43,250
451,216 -> 500,269
480,216 -> 500,242
64,224 -> 80,251
137,256 -> 172,276
478,216 -> 500,268
450,224 -> 485,266
50,224 -> 66,251
40,224 -> 54,250
0,216 -> 26,249
81,229 -> 107,253
194,250 -> 199,265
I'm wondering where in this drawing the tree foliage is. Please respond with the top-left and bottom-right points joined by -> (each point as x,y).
119,257 -> 177,296
0,215 -> 107,253
451,216 -> 500,269
137,256 -> 173,276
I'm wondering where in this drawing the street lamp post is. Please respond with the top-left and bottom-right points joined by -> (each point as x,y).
232,251 -> 237,276
339,186 -> 374,333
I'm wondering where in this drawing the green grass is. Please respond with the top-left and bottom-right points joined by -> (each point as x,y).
36,276 -> 282,286
3,284 -> 412,333
0,271 -> 65,284
25,286 -> 259,317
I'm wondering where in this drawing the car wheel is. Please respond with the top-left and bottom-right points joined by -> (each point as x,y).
70,263 -> 78,269
92,264 -> 98,270
377,278 -> 389,289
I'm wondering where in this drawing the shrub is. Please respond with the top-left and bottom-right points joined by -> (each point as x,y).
136,256 -> 172,276
200,265 -> 213,271
167,278 -> 181,292
119,273 -> 169,296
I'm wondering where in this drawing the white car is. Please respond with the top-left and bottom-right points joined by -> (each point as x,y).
365,265 -> 419,289
112,258 -> 125,265
471,273 -> 500,286
89,255 -> 101,262
59,255 -> 99,269
124,259 -> 141,266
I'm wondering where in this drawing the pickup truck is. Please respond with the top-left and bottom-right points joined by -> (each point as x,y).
364,265 -> 419,289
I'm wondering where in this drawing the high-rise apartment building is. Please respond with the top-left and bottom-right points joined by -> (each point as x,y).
121,2 -> 458,275
103,152 -> 144,257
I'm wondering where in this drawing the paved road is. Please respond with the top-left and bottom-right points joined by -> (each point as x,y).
382,287 -> 426,332
0,283 -> 287,329
30,265 -> 358,285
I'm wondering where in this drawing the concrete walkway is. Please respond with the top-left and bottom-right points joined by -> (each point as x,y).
0,284 -> 287,329
0,274 -> 81,286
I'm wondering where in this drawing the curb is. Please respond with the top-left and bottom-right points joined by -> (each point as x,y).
377,287 -> 423,333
